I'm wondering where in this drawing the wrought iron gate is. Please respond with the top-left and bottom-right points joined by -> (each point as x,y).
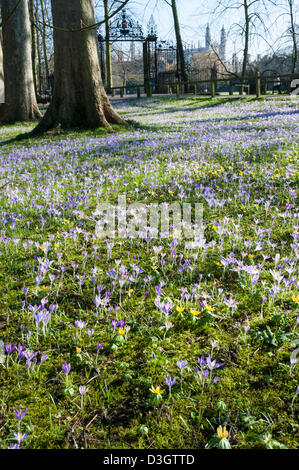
98,8 -> 159,93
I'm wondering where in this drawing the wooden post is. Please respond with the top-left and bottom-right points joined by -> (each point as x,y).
262,77 -> 267,95
229,80 -> 233,96
176,80 -> 180,99
149,82 -> 152,98
111,88 -> 115,97
145,82 -> 150,98
143,41 -> 151,99
239,80 -> 243,95
211,78 -> 216,98
256,72 -> 261,98
137,86 -> 141,99
120,87 -> 124,98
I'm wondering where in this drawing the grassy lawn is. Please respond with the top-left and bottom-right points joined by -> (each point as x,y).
0,96 -> 298,449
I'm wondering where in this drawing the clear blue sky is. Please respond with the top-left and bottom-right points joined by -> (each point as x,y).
96,0 -> 298,62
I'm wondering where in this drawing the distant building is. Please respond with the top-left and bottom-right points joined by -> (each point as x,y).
232,52 -> 241,73
147,14 -> 158,37
205,24 -> 212,49
129,42 -> 136,61
183,24 -> 229,79
219,26 -> 226,61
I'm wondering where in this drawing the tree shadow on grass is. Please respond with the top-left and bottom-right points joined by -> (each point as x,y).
115,96 -> 254,119
125,107 -> 299,134
0,122 -> 132,148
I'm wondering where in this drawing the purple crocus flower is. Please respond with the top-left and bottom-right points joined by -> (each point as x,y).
206,355 -> 224,371
86,329 -> 94,336
40,354 -> 48,364
79,385 -> 89,395
14,431 -> 28,443
161,301 -> 173,315
14,408 -> 27,422
74,320 -> 86,330
49,304 -> 58,313
165,376 -> 176,387
34,311 -> 43,325
5,343 -> 16,354
28,304 -> 40,314
24,350 -> 37,368
176,359 -> 188,370
7,443 -> 21,449
41,311 -> 51,325
16,343 -> 26,358
197,355 -> 207,367
155,285 -> 163,296
165,320 -> 174,331
62,362 -> 71,376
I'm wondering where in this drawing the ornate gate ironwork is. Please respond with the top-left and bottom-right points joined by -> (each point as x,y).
156,40 -> 178,92
98,8 -> 159,93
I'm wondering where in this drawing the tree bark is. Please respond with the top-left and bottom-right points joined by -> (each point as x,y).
0,32 -> 3,104
0,0 -> 41,122
32,0 -> 125,134
104,0 -> 113,93
171,0 -> 188,87
288,0 -> 298,73
29,0 -> 38,96
40,0 -> 50,89
35,3 -> 42,94
240,0 -> 249,94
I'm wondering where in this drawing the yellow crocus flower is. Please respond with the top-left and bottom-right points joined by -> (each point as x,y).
217,425 -> 228,439
206,304 -> 215,312
150,385 -> 164,395
191,309 -> 200,316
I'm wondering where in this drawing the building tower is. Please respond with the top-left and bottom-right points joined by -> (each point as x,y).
232,52 -> 240,73
130,41 -> 136,61
205,24 -> 211,49
147,14 -> 157,37
219,26 -> 226,61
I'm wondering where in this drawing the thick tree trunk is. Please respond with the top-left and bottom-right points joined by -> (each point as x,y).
0,0 -> 41,122
0,32 -> 3,104
32,0 -> 125,134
